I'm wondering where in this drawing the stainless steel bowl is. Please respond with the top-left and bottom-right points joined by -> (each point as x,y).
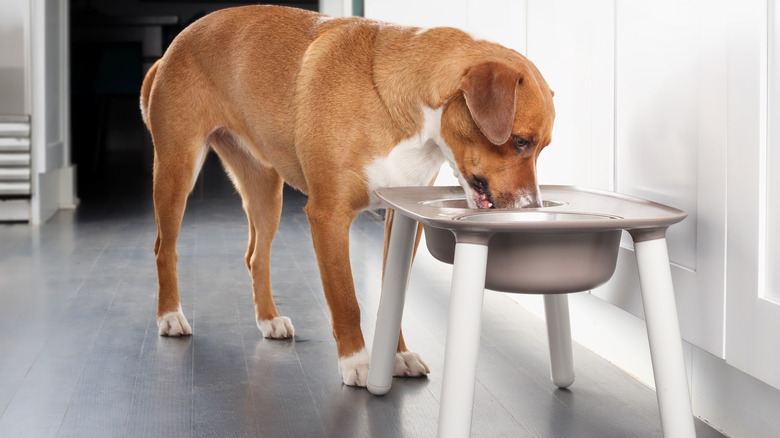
424,209 -> 622,294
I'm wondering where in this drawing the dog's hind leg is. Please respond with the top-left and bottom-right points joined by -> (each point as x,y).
211,132 -> 293,339
152,134 -> 208,337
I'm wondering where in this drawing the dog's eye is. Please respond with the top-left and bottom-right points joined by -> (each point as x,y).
513,135 -> 530,152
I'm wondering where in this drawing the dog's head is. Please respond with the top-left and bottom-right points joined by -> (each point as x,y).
440,59 -> 555,209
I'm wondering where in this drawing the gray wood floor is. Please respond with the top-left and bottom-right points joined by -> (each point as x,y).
0,159 -> 726,437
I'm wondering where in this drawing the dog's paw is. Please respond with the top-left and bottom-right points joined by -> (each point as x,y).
257,316 -> 295,339
338,348 -> 370,387
394,351 -> 431,377
158,308 -> 192,336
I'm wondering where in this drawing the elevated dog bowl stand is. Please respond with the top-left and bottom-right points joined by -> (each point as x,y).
366,186 -> 694,438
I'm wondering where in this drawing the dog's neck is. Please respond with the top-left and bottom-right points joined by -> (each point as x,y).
371,26 -> 519,137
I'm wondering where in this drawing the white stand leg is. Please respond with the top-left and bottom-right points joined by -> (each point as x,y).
367,213 -> 418,395
544,294 -> 575,388
634,237 -> 696,438
437,242 -> 489,438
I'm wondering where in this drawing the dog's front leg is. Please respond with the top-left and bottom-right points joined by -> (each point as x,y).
305,202 -> 369,386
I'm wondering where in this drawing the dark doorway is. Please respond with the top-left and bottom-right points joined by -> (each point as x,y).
69,0 -> 317,201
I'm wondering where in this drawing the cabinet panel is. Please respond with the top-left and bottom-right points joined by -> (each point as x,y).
615,0 -> 699,269
768,0 -> 780,304
726,0 -> 780,390
580,0 -> 728,357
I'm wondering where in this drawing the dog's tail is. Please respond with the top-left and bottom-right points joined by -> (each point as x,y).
140,60 -> 160,130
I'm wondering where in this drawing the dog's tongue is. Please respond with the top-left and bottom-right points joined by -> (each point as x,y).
476,193 -> 492,209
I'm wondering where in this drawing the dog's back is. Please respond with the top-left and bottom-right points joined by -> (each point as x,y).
141,7 -> 317,152
141,6 -> 382,192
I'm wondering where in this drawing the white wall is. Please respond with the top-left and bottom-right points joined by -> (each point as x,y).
0,0 -> 29,115
31,0 -> 77,223
319,0 -> 351,17
365,1 -> 780,436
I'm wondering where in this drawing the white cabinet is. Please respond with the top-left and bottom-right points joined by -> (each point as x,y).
365,0 -> 780,432
529,0 -> 780,393
524,0 -> 729,357
516,0 -> 780,392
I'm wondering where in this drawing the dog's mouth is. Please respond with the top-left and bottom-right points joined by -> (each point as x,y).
470,176 -> 494,209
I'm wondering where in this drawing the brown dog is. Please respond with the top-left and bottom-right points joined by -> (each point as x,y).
140,5 -> 554,386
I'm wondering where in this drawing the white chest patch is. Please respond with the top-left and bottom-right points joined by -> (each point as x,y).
364,107 -> 449,209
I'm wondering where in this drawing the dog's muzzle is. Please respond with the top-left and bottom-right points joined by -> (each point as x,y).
514,188 -> 542,208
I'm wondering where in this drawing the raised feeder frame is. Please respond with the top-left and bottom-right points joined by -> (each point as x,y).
366,185 -> 694,438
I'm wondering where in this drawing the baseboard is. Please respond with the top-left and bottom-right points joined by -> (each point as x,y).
58,164 -> 79,209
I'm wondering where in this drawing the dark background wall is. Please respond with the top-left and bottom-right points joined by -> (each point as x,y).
69,0 -> 318,199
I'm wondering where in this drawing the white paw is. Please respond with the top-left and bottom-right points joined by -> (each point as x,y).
393,351 -> 431,377
338,348 -> 370,387
158,307 -> 192,336
257,316 -> 295,339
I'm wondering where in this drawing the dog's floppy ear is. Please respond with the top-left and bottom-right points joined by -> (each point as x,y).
459,62 -> 519,146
